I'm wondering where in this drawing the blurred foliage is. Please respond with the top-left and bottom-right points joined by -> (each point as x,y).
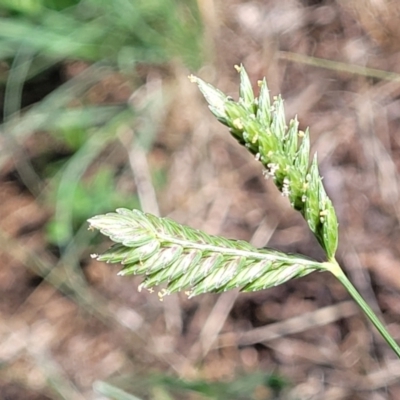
0,0 -> 203,77
95,371 -> 288,400
153,372 -> 288,399
0,0 -> 203,247
46,167 -> 140,245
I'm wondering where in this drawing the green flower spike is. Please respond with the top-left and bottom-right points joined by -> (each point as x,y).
88,208 -> 323,298
90,66 -> 400,358
190,65 -> 338,260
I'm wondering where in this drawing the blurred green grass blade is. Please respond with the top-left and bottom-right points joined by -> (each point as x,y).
4,44 -> 36,120
0,39 -> 24,58
0,63 -> 113,145
278,50 -> 400,82
0,0 -> 203,68
51,109 -> 136,247
93,381 -> 143,400
44,105 -> 128,131
0,53 -> 63,85
0,17 -> 101,60
153,371 -> 288,398
0,0 -> 43,14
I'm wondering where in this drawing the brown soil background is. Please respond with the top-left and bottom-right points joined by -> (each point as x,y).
2,0 -> 400,399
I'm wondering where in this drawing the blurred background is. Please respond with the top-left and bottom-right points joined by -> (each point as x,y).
1,0 -> 400,399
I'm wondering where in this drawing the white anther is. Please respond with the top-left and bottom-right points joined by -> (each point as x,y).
282,177 -> 290,197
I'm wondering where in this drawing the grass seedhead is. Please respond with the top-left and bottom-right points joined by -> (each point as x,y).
190,66 -> 338,260
88,209 -> 324,297
89,66 -> 400,359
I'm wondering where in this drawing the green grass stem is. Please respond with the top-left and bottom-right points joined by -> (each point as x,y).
326,260 -> 400,358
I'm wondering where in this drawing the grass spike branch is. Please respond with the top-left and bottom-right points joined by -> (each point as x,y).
89,65 -> 400,358
88,208 -> 325,298
189,65 -> 338,260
